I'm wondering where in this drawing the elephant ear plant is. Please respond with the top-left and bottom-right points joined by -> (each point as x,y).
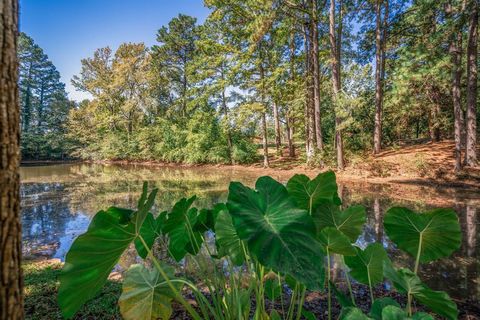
57,173 -> 462,320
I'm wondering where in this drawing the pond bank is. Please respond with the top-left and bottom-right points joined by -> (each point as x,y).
20,140 -> 480,192
23,258 -> 480,319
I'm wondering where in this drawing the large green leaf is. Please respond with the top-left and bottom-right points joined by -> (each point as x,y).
227,176 -> 325,289
134,211 -> 166,259
286,171 -> 341,214
339,307 -> 372,320
344,243 -> 388,286
318,227 -> 356,256
313,204 -> 366,241
58,207 -> 136,318
384,207 -> 461,263
164,196 -> 203,261
118,263 -> 182,320
59,186 -> 158,318
383,263 -> 458,320
214,204 -> 245,266
381,306 -> 434,320
369,298 -> 400,320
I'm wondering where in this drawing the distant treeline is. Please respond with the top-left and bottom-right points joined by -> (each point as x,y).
18,0 -> 478,169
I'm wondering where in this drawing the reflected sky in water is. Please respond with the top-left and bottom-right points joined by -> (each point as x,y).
20,163 -> 480,302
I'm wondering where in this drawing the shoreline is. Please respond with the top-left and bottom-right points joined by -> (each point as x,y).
21,158 -> 480,190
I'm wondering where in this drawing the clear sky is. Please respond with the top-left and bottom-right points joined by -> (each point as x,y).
19,0 -> 210,102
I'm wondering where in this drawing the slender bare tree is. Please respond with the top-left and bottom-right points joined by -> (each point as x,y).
465,0 -> 478,166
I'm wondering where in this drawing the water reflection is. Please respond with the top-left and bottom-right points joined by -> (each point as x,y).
20,163 -> 480,302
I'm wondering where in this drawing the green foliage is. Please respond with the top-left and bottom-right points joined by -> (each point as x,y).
313,204 -> 366,241
384,263 -> 458,319
57,173 -> 461,320
118,263 -> 182,320
227,177 -> 325,289
214,205 -> 245,266
384,207 -> 462,264
344,244 -> 388,287
58,206 -> 137,318
18,33 -> 73,160
286,171 -> 341,214
318,227 -> 356,256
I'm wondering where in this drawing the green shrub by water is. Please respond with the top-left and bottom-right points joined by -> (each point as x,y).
57,172 -> 461,320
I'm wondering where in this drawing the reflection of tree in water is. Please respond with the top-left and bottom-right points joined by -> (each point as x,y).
20,164 -> 480,301
340,184 -> 479,301
21,183 -> 80,256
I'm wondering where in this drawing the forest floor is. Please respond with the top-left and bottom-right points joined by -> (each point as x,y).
231,139 -> 480,189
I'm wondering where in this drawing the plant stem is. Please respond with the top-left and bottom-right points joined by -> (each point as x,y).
341,256 -> 356,306
409,233 -> 423,316
327,248 -> 332,320
367,268 -> 374,303
414,233 -> 423,275
138,235 -> 203,320
295,287 -> 306,320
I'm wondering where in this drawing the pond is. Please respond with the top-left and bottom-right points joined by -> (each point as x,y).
20,163 -> 479,304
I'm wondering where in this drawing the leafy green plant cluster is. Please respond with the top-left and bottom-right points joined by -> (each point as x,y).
58,172 -> 462,320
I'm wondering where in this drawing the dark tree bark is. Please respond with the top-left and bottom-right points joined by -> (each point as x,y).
329,0 -> 344,169
286,116 -> 295,157
221,86 -> 233,164
273,101 -> 281,155
259,63 -> 269,168
303,22 -> 315,162
447,1 -> 464,173
311,0 -> 323,151
0,0 -> 23,318
287,30 -> 296,158
466,0 -> 478,166
374,0 -> 388,154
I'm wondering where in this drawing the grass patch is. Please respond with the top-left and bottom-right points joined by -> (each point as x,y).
23,259 -> 121,319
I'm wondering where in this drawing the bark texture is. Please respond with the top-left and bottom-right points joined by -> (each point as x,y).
466,0 -> 478,166
447,1 -> 463,173
329,0 -> 344,169
373,0 -> 385,154
311,0 -> 323,150
0,0 -> 23,318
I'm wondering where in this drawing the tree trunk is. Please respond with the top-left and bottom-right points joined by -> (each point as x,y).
259,63 -> 269,168
329,0 -> 344,169
287,30 -> 296,158
448,0 -> 463,173
273,102 -> 281,155
303,22 -> 315,162
373,0 -> 384,154
286,116 -> 295,157
311,0 -> 323,150
466,0 -> 478,166
221,85 -> 233,164
0,0 -> 23,318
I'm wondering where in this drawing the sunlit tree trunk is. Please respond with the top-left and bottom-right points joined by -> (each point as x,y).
287,30 -> 296,158
447,0 -> 464,173
286,117 -> 295,157
311,0 -> 323,151
273,101 -> 281,155
221,71 -> 233,164
303,22 -> 315,163
0,0 -> 23,318
373,0 -> 384,154
329,0 -> 344,169
466,0 -> 478,166
260,63 -> 269,168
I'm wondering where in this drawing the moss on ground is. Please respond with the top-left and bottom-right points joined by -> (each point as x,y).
23,259 -> 121,320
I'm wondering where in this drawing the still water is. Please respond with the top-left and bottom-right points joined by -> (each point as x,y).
20,163 -> 480,302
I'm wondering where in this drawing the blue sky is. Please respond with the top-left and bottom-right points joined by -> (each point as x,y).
19,0 -> 210,101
